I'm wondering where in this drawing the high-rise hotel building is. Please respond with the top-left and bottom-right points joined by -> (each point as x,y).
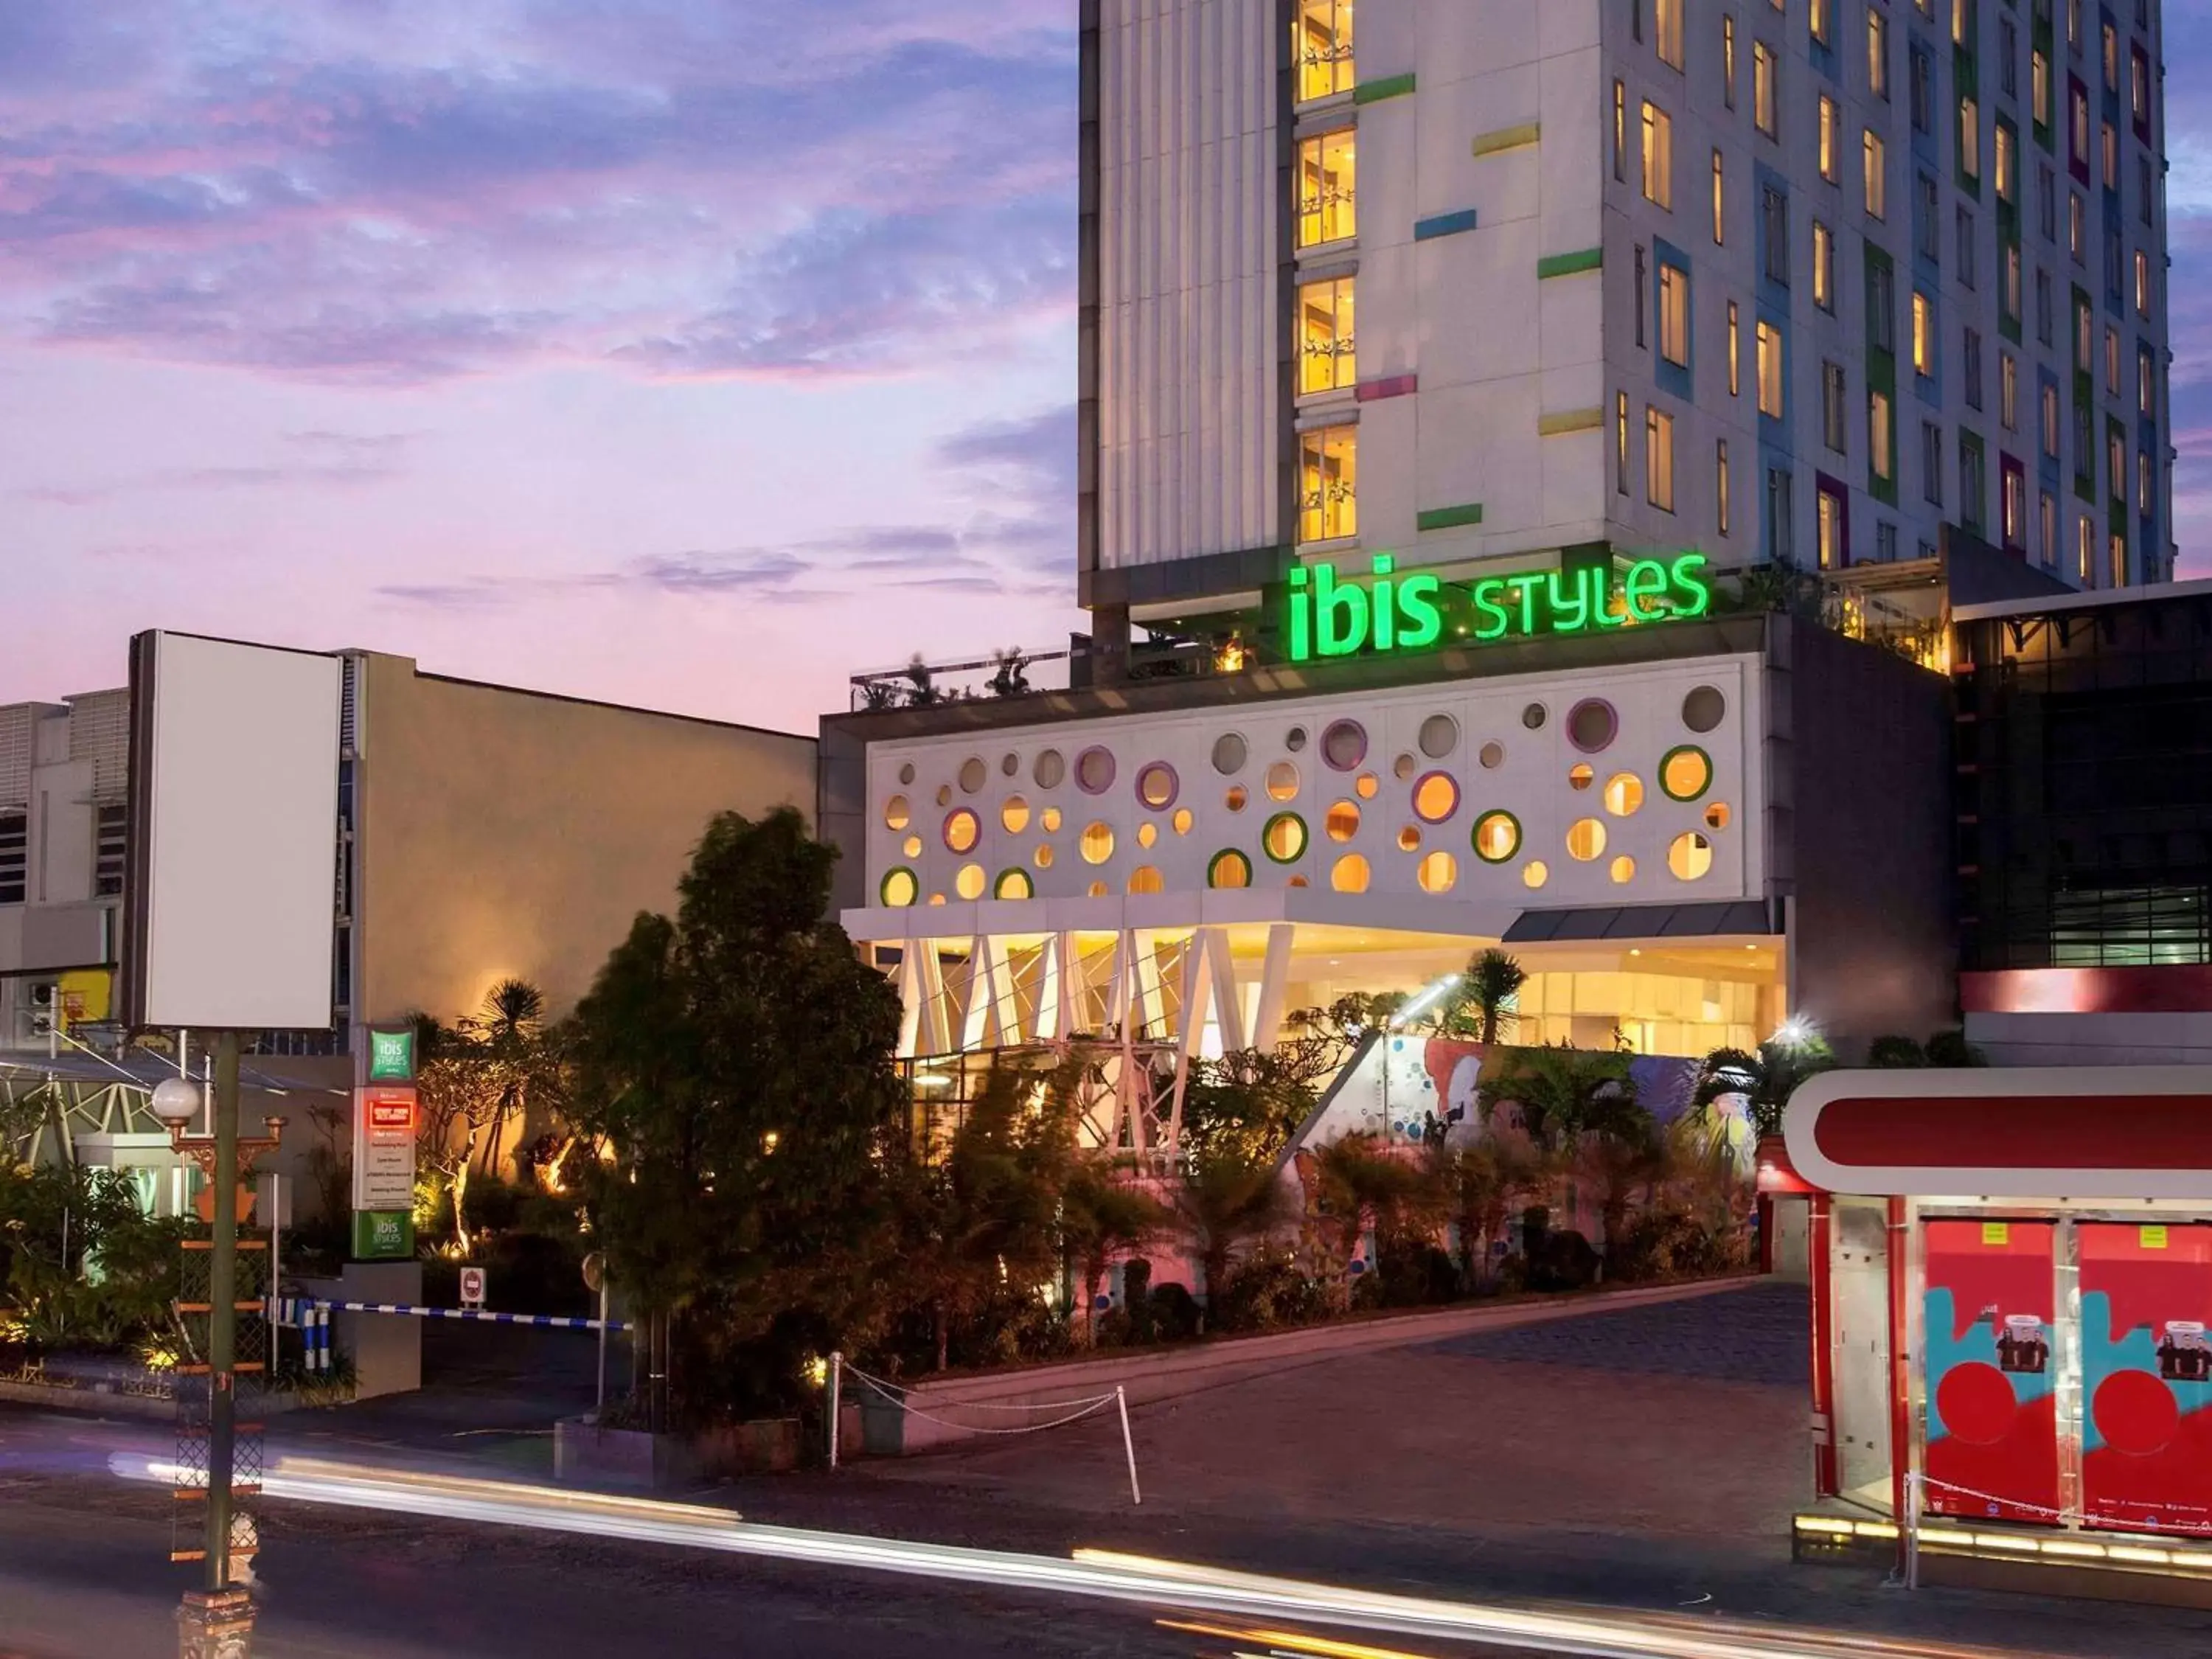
1077,0 -> 2177,655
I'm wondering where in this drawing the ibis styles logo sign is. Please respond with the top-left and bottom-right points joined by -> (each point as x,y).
1285,552 -> 1714,662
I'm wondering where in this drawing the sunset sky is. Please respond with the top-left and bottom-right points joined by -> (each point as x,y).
4,1 -> 2208,734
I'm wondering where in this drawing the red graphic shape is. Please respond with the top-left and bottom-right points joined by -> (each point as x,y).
1937,1362 -> 2018,1447
2093,1371 -> 2181,1458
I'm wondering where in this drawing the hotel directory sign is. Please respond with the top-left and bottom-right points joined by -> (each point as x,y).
352,1023 -> 418,1259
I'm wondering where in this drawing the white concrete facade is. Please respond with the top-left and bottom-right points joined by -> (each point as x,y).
0,690 -> 128,1048
1086,0 -> 2177,612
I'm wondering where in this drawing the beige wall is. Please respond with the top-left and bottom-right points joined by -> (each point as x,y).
355,655 -> 815,1025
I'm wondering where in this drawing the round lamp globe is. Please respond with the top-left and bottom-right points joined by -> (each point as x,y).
149,1078 -> 202,1126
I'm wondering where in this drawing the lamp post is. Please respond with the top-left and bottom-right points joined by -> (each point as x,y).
150,1034 -> 286,1659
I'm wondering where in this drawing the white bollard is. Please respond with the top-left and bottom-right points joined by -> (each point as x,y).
1116,1385 -> 1141,1506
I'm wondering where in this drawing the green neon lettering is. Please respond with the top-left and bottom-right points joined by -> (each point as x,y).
1587,564 -> 1628,628
1371,554 -> 1397,651
1623,558 -> 1672,622
1315,562 -> 1368,656
1503,574 -> 1544,636
1669,552 -> 1714,617
1397,573 -> 1444,648
1544,568 -> 1586,634
1470,578 -> 1512,641
1290,566 -> 1312,661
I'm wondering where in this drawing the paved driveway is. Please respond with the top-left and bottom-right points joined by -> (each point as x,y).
1427,1277 -> 1811,1386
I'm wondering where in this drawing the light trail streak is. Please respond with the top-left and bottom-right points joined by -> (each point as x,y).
108,1455 -> 2050,1659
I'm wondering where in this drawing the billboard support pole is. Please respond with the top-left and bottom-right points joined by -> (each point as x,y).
205,1029 -> 240,1596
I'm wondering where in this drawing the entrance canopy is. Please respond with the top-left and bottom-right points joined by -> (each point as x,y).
1784,1067 -> 2212,1202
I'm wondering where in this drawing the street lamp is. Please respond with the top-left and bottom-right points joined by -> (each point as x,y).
153,1037 -> 285,1659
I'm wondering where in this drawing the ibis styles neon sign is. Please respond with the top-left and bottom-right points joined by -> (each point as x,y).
1285,552 -> 1714,661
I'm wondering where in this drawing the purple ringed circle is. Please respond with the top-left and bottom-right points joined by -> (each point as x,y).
1135,762 -> 1180,812
1321,719 -> 1368,772
1074,745 -> 1117,795
1412,771 -> 1461,824
1566,698 -> 1619,754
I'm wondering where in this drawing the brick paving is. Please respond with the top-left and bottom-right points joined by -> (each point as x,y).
1426,1277 -> 1812,1387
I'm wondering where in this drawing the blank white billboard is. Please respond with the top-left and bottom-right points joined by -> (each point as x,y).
124,632 -> 343,1032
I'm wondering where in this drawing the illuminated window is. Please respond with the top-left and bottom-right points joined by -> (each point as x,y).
1658,264 -> 1689,367
1522,860 -> 1549,889
1864,131 -> 1886,220
1136,762 -> 1178,810
995,869 -> 1033,901
1646,406 -> 1676,512
955,864 -> 986,900
1604,774 -> 1645,817
1085,882 -> 1107,899
1810,0 -> 1831,47
1660,745 -> 1714,801
1079,822 -> 1115,864
1472,811 -> 1521,863
1668,832 -> 1715,880
1818,96 -> 1840,183
1034,844 -> 1055,869
2033,49 -> 2050,128
1994,122 -> 2015,204
1812,220 -> 1834,311
1756,321 -> 1784,418
1656,0 -> 1685,68
1723,16 -> 1737,108
884,795 -> 911,831
1641,102 -> 1674,209
1291,0 -> 1355,102
1870,390 -> 1893,481
1817,487 -> 1842,570
945,809 -> 980,854
1172,807 -> 1194,835
902,834 -> 922,858
1712,148 -> 1726,243
1754,43 -> 1778,138
1728,301 -> 1741,397
1137,821 -> 1158,849
1717,439 -> 1732,535
1265,761 -> 1300,801
1001,796 -> 1030,833
2000,354 -> 2018,432
1398,825 -> 1422,852
1413,773 -> 1460,824
1040,805 -> 1062,833
1705,802 -> 1732,831
1610,855 -> 1637,885
1868,9 -> 1889,98
1225,786 -> 1249,813
1298,425 -> 1358,543
1911,291 -> 1935,378
880,868 -> 918,908
1569,764 -> 1596,791
1959,96 -> 1979,181
1297,129 -> 1357,247
1418,851 -> 1458,894
1354,773 -> 1379,801
1325,801 -> 1362,842
1128,866 -> 1164,895
1208,849 -> 1252,890
1566,818 -> 1608,862
1298,276 -> 1357,397
1263,813 -> 1309,863
1330,855 -> 1371,894
1614,80 -> 1627,181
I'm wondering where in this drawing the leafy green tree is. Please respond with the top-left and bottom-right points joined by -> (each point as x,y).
0,1163 -> 189,1353
1488,1043 -> 1646,1152
1866,1034 -> 1927,1068
565,807 -> 908,1427
414,978 -> 566,1252
1692,1030 -> 1837,1140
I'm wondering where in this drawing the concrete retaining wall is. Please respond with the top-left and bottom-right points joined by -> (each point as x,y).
857,1274 -> 1761,1454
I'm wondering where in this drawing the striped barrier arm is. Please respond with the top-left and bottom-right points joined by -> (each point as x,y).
320,1300 -> 633,1332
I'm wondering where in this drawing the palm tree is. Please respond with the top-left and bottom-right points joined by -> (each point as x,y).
1487,1043 -> 1639,1153
1433,948 -> 1527,1043
1172,1148 -> 1293,1330
1429,1138 -> 1552,1287
1312,1133 -> 1439,1287
1061,1164 -> 1172,1343
1692,1029 -> 1837,1140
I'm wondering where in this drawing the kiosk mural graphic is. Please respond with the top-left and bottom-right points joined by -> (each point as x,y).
1921,1218 -> 2060,1525
2080,1222 -> 2212,1537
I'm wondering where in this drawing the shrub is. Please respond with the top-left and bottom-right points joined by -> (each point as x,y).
1526,1228 -> 1600,1292
1211,1251 -> 1329,1334
1368,1237 -> 1462,1309
1147,1281 -> 1203,1343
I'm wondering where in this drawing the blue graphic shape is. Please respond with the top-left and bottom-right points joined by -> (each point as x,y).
2080,1290 -> 2212,1455
1924,1287 -> 2054,1445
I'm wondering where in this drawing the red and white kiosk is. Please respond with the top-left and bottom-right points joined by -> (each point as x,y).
1783,1068 -> 2212,1604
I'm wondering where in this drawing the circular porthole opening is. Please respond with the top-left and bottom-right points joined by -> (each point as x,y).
1326,801 -> 1361,842
959,758 -> 987,794
1605,774 -> 1646,817
1668,832 -> 1716,880
1660,745 -> 1714,802
1212,733 -> 1248,775
1208,849 -> 1252,890
1331,854 -> 1371,894
1472,811 -> 1521,863
1479,741 -> 1506,770
1413,772 -> 1460,824
1683,685 -> 1728,734
1566,818 -> 1607,861
884,795 -> 911,831
1321,720 -> 1368,772
1076,747 -> 1116,794
944,810 -> 981,854
1567,698 -> 1618,753
1136,762 -> 1178,810
1418,851 -> 1458,894
1265,761 -> 1301,801
1521,703 -> 1548,731
1263,813 -> 1309,864
1080,823 -> 1116,864
880,869 -> 919,908
1522,860 -> 1548,889
1001,796 -> 1032,833
955,864 -> 987,900
1419,714 -> 1459,759
1034,749 -> 1065,789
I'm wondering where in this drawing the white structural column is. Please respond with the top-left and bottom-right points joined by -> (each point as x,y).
1249,922 -> 1295,1050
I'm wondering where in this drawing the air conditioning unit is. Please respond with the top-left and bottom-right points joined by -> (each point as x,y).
27,981 -> 57,1037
